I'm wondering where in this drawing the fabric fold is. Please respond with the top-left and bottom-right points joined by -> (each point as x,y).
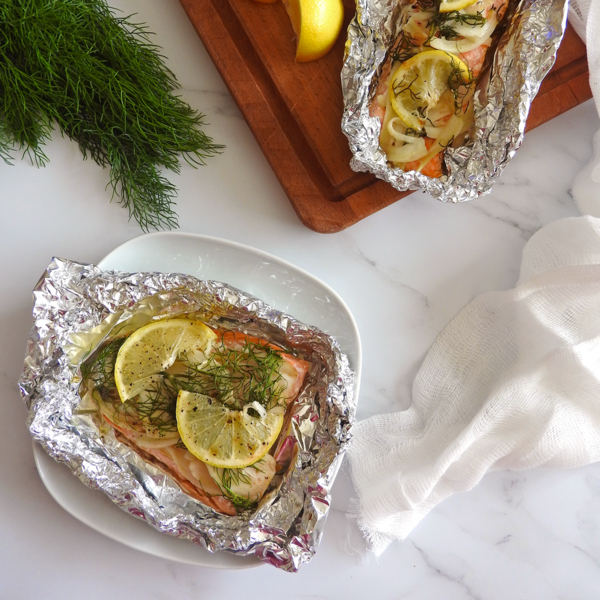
349,216 -> 600,555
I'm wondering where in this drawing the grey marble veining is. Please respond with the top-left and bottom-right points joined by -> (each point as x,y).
1,0 -> 600,596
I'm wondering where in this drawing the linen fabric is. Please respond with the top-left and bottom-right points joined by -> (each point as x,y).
348,216 -> 600,555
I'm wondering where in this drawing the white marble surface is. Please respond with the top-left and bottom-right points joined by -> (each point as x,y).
2,0 -> 600,596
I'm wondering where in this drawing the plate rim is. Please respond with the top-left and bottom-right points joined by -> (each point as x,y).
100,231 -> 362,389
32,442 -> 263,569
103,232 -> 360,343
35,230 -> 362,568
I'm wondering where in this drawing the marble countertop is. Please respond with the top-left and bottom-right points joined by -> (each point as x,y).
2,0 -> 600,597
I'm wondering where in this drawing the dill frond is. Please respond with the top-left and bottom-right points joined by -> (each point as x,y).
432,9 -> 487,41
191,341 -> 287,411
81,336 -> 288,432
0,0 -> 223,230
80,338 -> 125,391
389,31 -> 420,66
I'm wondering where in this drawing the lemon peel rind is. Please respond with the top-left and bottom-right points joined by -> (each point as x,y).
439,0 -> 479,13
284,0 -> 345,63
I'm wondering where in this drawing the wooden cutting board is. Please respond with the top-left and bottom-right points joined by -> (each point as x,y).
179,0 -> 591,233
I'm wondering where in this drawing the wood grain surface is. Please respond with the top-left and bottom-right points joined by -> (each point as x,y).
179,0 -> 592,233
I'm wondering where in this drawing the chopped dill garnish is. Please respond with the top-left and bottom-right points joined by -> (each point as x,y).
223,490 -> 257,512
119,378 -> 179,434
405,127 -> 427,138
431,10 -> 488,41
80,338 -> 125,391
0,0 -> 223,231
447,55 -> 475,112
390,31 -> 420,66
392,74 -> 422,102
188,340 -> 287,411
212,461 -> 267,511
82,336 -> 288,432
438,135 -> 456,149
219,466 -> 253,490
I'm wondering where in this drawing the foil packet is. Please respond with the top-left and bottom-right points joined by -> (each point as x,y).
341,0 -> 569,202
19,258 -> 356,572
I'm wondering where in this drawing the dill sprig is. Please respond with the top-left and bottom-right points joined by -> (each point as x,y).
213,461 -> 267,511
393,73 -> 421,102
447,55 -> 475,113
80,338 -> 125,391
218,466 -> 254,490
431,9 -> 487,41
389,31 -> 420,66
121,378 -> 179,434
186,340 -> 287,411
222,490 -> 256,512
0,0 -> 223,230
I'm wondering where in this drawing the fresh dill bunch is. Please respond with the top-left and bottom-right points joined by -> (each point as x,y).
0,0 -> 223,230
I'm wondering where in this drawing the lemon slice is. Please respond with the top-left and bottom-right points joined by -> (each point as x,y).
176,391 -> 284,468
283,0 -> 344,62
114,318 -> 217,402
389,50 -> 471,131
439,0 -> 479,12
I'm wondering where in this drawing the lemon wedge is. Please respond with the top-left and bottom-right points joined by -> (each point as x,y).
283,0 -> 344,62
114,318 -> 217,402
389,50 -> 471,131
176,391 -> 284,469
439,0 -> 479,12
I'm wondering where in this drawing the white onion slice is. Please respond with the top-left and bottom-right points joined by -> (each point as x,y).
387,138 -> 428,162
462,0 -> 490,16
425,125 -> 444,139
416,114 -> 464,170
430,17 -> 497,54
403,19 -> 428,41
427,99 -> 454,127
387,118 -> 422,143
451,19 -> 495,39
409,10 -> 436,20
244,401 -> 267,419
134,432 -> 181,449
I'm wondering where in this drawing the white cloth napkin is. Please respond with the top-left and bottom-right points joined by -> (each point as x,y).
349,216 -> 600,555
570,0 -> 600,215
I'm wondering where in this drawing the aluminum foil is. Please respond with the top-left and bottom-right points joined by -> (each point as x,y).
19,258 -> 356,572
341,0 -> 569,202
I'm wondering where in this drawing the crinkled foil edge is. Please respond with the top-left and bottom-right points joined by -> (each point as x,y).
341,0 -> 569,202
19,258 -> 356,572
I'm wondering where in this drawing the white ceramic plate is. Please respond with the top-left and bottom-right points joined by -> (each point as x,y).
34,232 -> 362,568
